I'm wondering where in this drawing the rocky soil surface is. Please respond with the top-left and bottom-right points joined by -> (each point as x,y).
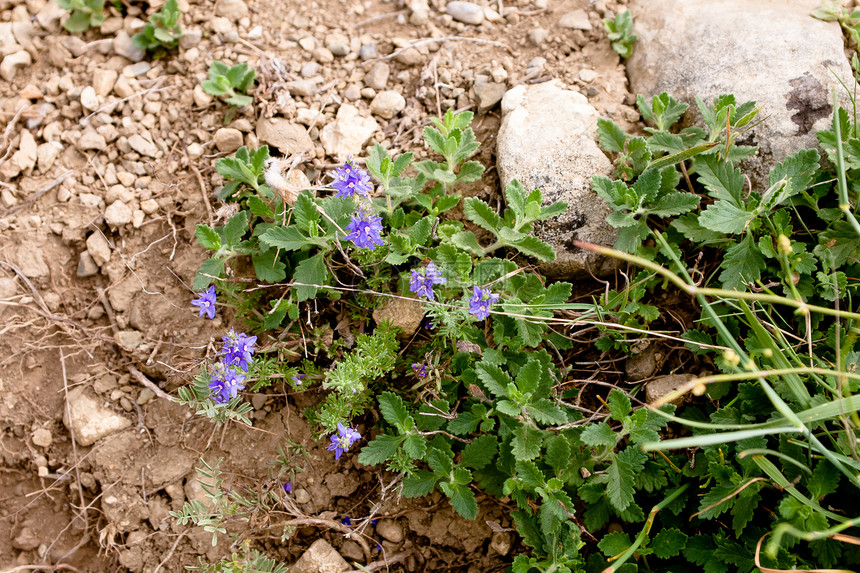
0,0 -> 854,570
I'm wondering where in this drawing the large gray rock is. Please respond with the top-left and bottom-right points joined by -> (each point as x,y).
497,81 -> 616,278
64,387 -> 132,446
628,0 -> 855,186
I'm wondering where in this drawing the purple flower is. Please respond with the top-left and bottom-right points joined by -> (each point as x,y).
208,362 -> 246,404
331,158 -> 372,199
409,262 -> 446,301
412,363 -> 426,378
345,205 -> 384,250
222,329 -> 257,371
341,516 -> 352,526
468,286 -> 500,320
283,481 -> 293,493
327,422 -> 361,460
291,374 -> 305,386
191,285 -> 217,320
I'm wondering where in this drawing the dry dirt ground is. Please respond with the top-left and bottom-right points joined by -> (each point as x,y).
0,0 -> 633,570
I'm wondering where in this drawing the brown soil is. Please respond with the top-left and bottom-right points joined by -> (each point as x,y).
0,0 -> 632,570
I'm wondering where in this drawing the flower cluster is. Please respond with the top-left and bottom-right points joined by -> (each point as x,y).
207,328 -> 257,404
412,363 -> 427,378
208,362 -> 246,404
331,157 -> 372,199
327,422 -> 361,460
409,262 -> 446,300
332,160 -> 386,251
468,286 -> 500,320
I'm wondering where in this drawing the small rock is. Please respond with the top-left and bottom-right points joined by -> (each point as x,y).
214,0 -> 248,21
360,87 -> 376,99
137,388 -> 155,405
12,21 -> 35,50
364,62 -> 390,90
180,28 -> 203,48
113,30 -> 144,62
77,128 -> 107,151
646,374 -> 694,405
1,50 -> 31,81
359,42 -> 377,60
128,134 -> 159,157
64,387 -> 132,446
187,142 -> 204,158
319,104 -> 379,159
293,488 -> 311,504
36,0 -> 66,32
80,86 -> 100,112
214,127 -> 244,152
298,36 -> 316,51
12,527 -> 41,551
376,520 -> 404,543
9,129 -> 37,175
578,69 -> 598,83
104,200 -> 133,226
211,17 -> 233,34
256,118 -> 314,155
529,27 -> 549,45
14,243 -> 49,279
491,66 -> 508,83
409,1 -> 430,25
113,75 -> 136,98
313,47 -> 334,63
123,61 -> 151,78
372,296 -> 425,337
285,77 -> 322,97
20,84 -> 42,99
0,277 -> 18,317
291,539 -> 350,573
92,69 -> 118,97
394,47 -> 423,66
344,84 -> 361,101
140,199 -> 159,214
490,531 -> 512,556
77,252 -> 99,277
484,6 -> 502,22
192,84 -> 213,107
100,16 -> 123,34
32,428 -> 52,448
301,62 -> 319,78
559,9 -> 591,30
327,33 -> 350,56
370,90 -> 406,119
86,232 -> 112,267
447,1 -> 484,25
473,82 -> 507,112
116,329 -> 143,350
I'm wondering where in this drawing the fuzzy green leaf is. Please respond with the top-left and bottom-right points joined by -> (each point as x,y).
719,234 -> 765,290
607,448 -> 646,512
440,481 -> 478,520
652,528 -> 689,558
402,433 -> 427,459
461,434 -> 498,469
195,224 -> 221,250
476,363 -> 513,398
515,459 -> 546,490
698,201 -> 754,234
598,531 -> 632,557
221,211 -> 249,247
252,250 -> 286,283
357,434 -> 403,466
526,400 -> 567,425
463,197 -> 501,232
292,253 -> 329,302
511,425 -> 543,461
580,422 -> 618,448
378,392 -> 414,431
193,257 -> 226,289
510,236 -> 556,262
450,231 -> 484,255
402,469 -> 438,497
607,389 -> 631,421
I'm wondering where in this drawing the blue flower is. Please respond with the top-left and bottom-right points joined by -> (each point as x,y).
468,286 -> 500,320
412,363 -> 427,378
291,373 -> 305,386
208,362 -> 246,404
222,329 -> 257,372
327,422 -> 361,460
283,481 -> 293,493
332,158 -> 372,199
409,262 -> 446,300
345,205 -> 384,250
191,285 -> 217,320
341,516 -> 352,526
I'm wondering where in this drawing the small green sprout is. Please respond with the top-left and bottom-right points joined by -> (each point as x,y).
132,0 -> 183,58
604,9 -> 637,59
56,0 -> 106,33
202,61 -> 257,109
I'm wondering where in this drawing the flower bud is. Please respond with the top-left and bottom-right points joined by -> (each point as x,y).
723,348 -> 740,368
777,234 -> 793,255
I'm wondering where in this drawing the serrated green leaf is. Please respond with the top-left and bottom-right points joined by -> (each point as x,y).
461,434 -> 498,469
475,362 -> 513,398
515,459 -> 546,490
408,216 -> 433,246
607,389 -> 631,421
510,236 -> 556,261
545,435 -> 571,473
598,531 -> 632,557
427,447 -> 454,475
260,226 -> 325,250
424,126 -> 448,155
597,118 -> 630,153
292,192 -> 319,231
652,528 -> 688,558
252,250 -> 286,283
402,469 -> 438,497
247,196 -> 273,218
456,161 -> 484,184
195,224 -> 221,250
222,211 -> 250,247
450,231 -> 484,255
526,400 -> 567,425
292,253 -> 329,302
698,200 -> 754,234
511,424 -> 543,461
580,422 -> 617,447
648,191 -> 700,218
193,257 -> 226,289
402,433 -> 427,459
463,197 -> 501,232
696,155 -> 744,203
378,391 -> 413,431
357,434 -> 403,466
607,448 -> 646,512
719,234 -> 765,290
440,482 -> 478,520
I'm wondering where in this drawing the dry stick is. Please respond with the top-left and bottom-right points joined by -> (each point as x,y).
363,36 -> 513,65
128,365 -> 171,400
58,350 -> 89,538
1,170 -> 73,218
344,548 -> 417,573
152,532 -> 187,573
0,106 -> 25,165
190,163 -> 214,227
353,9 -> 407,27
0,565 -> 85,573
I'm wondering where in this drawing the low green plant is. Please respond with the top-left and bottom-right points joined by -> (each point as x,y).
202,61 -> 257,122
603,9 -> 637,59
132,0 -> 183,58
813,0 -> 860,47
56,0 -> 105,33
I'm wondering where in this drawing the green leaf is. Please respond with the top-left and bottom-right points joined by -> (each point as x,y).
698,200 -> 754,234
652,528 -> 689,558
597,118 -> 630,153
260,226 -> 324,250
768,148 -> 819,204
378,391 -> 414,431
402,469 -> 438,497
545,435 -> 571,474
607,389 -> 631,421
580,422 -> 617,447
511,425 -> 543,461
193,257 -> 226,289
463,197 -> 501,232
515,459 -> 547,490
221,211 -> 250,247
598,531 -> 632,557
648,191 -> 700,217
510,236 -> 556,261
427,448 -> 454,475
247,196 -> 273,218
606,448 -> 646,512
252,250 -> 286,283
696,155 -> 744,203
424,126 -> 447,156
685,536 -> 728,573
441,481 -> 478,519
719,234 -> 765,290
476,362 -> 513,398
402,433 -> 427,459
814,220 -> 860,270
526,400 -> 567,425
456,161 -> 485,184
461,434 -> 498,470
195,224 -> 221,250
450,231 -> 484,255
292,253 -> 329,302
357,434 -> 403,466
408,216 -> 433,246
